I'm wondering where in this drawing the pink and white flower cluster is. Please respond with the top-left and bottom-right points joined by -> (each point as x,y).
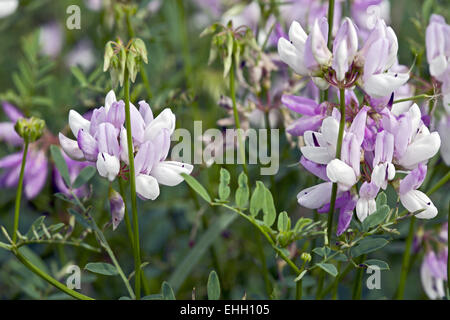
277,15 -> 442,235
59,90 -> 193,200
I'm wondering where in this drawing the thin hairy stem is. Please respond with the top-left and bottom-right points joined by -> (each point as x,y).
326,88 -> 346,244
13,141 -> 29,243
124,69 -> 142,299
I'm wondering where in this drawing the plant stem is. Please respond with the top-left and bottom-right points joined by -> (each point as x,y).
13,249 -> 94,300
352,255 -> 366,300
125,9 -> 153,99
176,0 -> 193,88
393,94 -> 432,104
315,272 -> 325,299
326,0 -> 335,49
296,279 -> 302,300
124,69 -> 142,299
118,179 -> 151,296
230,59 -> 248,176
118,178 -> 135,247
214,203 -> 301,275
395,216 -> 415,300
13,141 -> 29,243
255,231 -> 272,297
326,88 -> 346,244
70,191 -> 136,299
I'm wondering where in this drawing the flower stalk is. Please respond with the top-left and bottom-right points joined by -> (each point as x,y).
326,88 -> 346,244
123,67 -> 142,299
230,58 -> 248,176
12,141 -> 29,243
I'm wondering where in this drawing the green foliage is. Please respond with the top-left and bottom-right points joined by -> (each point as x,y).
207,270 -> 221,300
218,168 -> 231,201
85,263 -> 119,276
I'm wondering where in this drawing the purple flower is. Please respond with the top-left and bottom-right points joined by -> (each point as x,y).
59,90 -> 193,200
399,163 -> 437,219
437,115 -> 450,166
39,21 -> 63,58
426,14 -> 450,112
54,152 -> 89,198
281,95 -> 327,136
351,0 -> 390,41
421,250 -> 447,299
0,101 -> 23,146
382,104 -> 441,170
371,130 -> 395,189
336,192 -> 358,236
109,188 -> 125,230
357,20 -> 409,98
0,148 -> 48,199
356,181 -> 379,222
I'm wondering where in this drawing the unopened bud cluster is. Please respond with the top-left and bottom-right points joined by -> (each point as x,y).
14,117 -> 45,143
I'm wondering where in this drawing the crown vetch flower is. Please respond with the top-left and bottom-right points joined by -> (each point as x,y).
59,90 -> 193,200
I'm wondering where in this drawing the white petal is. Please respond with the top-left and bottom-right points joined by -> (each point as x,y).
0,0 -> 18,18
96,153 -> 120,182
326,159 -> 357,191
356,198 -> 376,222
371,163 -> 388,190
151,161 -> 193,186
58,133 -> 85,161
300,146 -> 333,164
288,21 -> 307,50
363,72 -> 409,98
321,117 -> 339,147
69,110 -> 90,137
135,174 -> 160,200
429,55 -> 448,78
398,132 -> 441,169
400,190 -> 438,219
277,38 -> 309,76
311,20 -> 332,66
104,90 -> 117,113
297,182 -> 333,209
144,108 -> 176,141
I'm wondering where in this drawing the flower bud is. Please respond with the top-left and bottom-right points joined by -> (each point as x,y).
130,38 -> 148,64
14,117 -> 45,143
103,41 -> 115,72
301,252 -> 312,263
109,188 -> 125,230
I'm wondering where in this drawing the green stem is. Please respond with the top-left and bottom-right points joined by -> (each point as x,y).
315,272 -> 325,299
124,70 -> 142,299
326,88 -> 346,244
296,279 -> 302,300
331,262 -> 341,299
13,249 -> 94,300
70,191 -> 136,299
393,94 -> 432,104
125,9 -> 152,99
118,178 -> 135,247
322,262 -> 352,297
230,59 -> 248,176
13,141 -> 29,243
118,178 -> 151,296
255,231 -> 272,297
326,0 -> 335,49
176,0 -> 193,88
352,255 -> 366,300
214,203 -> 301,275
395,216 -> 415,300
